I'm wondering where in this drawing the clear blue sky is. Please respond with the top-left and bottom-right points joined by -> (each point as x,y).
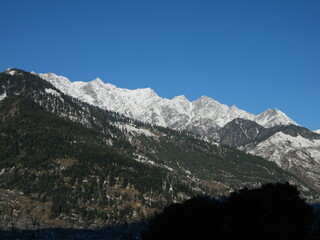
1,0 -> 319,130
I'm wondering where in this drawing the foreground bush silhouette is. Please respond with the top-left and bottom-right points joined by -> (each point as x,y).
142,183 -> 314,240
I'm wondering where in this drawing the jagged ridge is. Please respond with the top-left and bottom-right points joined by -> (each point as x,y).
38,72 -> 298,138
1,68 -> 311,228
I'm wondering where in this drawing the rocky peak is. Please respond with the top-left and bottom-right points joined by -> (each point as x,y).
90,77 -> 104,86
255,108 -> 298,128
172,95 -> 188,102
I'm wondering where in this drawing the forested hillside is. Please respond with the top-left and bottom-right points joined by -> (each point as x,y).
0,69 -> 315,228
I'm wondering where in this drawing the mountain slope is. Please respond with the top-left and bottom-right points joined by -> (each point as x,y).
0,95 -> 198,226
37,71 -> 320,198
216,118 -> 266,147
38,72 -> 298,136
37,71 -> 320,197
215,119 -> 320,195
38,70 -> 320,197
244,130 -> 320,194
0,68 -> 313,228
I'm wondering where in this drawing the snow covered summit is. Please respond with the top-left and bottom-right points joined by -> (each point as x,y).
39,72 -> 298,137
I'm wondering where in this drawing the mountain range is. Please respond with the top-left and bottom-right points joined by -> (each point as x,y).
39,71 -> 320,196
0,68 -> 319,228
39,72 -> 297,133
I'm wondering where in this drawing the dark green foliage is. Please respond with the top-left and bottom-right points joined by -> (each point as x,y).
0,87 -> 200,223
142,183 -> 315,240
0,69 -> 316,226
51,185 -> 70,217
138,131 -> 294,186
0,69 -> 305,192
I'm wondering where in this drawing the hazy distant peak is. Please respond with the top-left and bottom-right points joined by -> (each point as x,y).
229,105 -> 239,111
172,95 -> 188,102
255,108 -> 298,128
136,87 -> 154,92
193,96 -> 224,108
264,108 -> 280,113
197,95 -> 212,101
90,77 -> 104,85
104,82 -> 117,89
40,72 -> 71,84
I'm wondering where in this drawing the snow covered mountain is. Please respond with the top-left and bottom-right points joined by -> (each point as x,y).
244,131 -> 320,194
38,72 -> 320,196
215,118 -> 320,195
39,73 -> 297,137
3,68 -> 315,228
315,130 -> 320,134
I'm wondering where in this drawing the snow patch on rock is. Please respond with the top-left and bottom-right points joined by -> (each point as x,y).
114,123 -> 156,138
5,68 -> 17,75
0,92 -> 7,101
45,88 -> 61,97
133,154 -> 174,172
123,125 -> 155,137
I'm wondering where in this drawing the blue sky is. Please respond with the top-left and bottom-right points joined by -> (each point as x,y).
1,0 -> 319,130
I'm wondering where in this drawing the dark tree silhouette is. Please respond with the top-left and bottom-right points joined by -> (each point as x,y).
226,182 -> 314,240
142,183 -> 315,240
142,196 -> 225,240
